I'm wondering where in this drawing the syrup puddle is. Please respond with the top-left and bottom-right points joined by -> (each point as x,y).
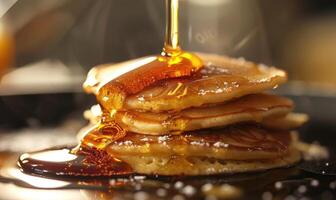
18,147 -> 133,177
0,150 -> 336,200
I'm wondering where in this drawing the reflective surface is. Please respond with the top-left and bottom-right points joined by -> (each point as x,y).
1,153 -> 336,200
18,147 -> 133,177
0,93 -> 335,199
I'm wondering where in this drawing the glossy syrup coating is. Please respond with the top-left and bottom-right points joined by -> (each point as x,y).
79,122 -> 126,150
97,50 -> 203,111
124,54 -> 287,112
89,53 -> 287,113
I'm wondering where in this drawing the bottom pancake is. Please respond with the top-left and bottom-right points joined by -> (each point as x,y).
106,127 -> 301,175
78,124 -> 302,175
116,147 -> 300,175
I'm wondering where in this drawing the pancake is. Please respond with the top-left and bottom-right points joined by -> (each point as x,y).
115,94 -> 293,135
107,125 -> 292,161
116,148 -> 300,175
84,53 -> 287,113
103,126 -> 301,175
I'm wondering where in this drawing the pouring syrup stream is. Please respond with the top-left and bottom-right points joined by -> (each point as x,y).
163,0 -> 180,55
97,0 -> 203,113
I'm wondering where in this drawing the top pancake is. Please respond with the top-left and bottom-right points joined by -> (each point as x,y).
84,53 -> 287,112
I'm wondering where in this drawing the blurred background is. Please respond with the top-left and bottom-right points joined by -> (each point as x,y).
0,0 -> 335,150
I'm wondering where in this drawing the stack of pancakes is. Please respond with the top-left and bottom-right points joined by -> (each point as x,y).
81,53 -> 307,175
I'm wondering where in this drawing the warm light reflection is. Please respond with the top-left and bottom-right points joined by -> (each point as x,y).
8,168 -> 70,188
91,104 -> 103,118
84,104 -> 102,124
83,56 -> 157,94
27,149 -> 77,162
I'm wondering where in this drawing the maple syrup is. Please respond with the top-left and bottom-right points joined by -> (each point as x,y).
97,0 -> 203,112
18,146 -> 133,177
79,122 -> 126,150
